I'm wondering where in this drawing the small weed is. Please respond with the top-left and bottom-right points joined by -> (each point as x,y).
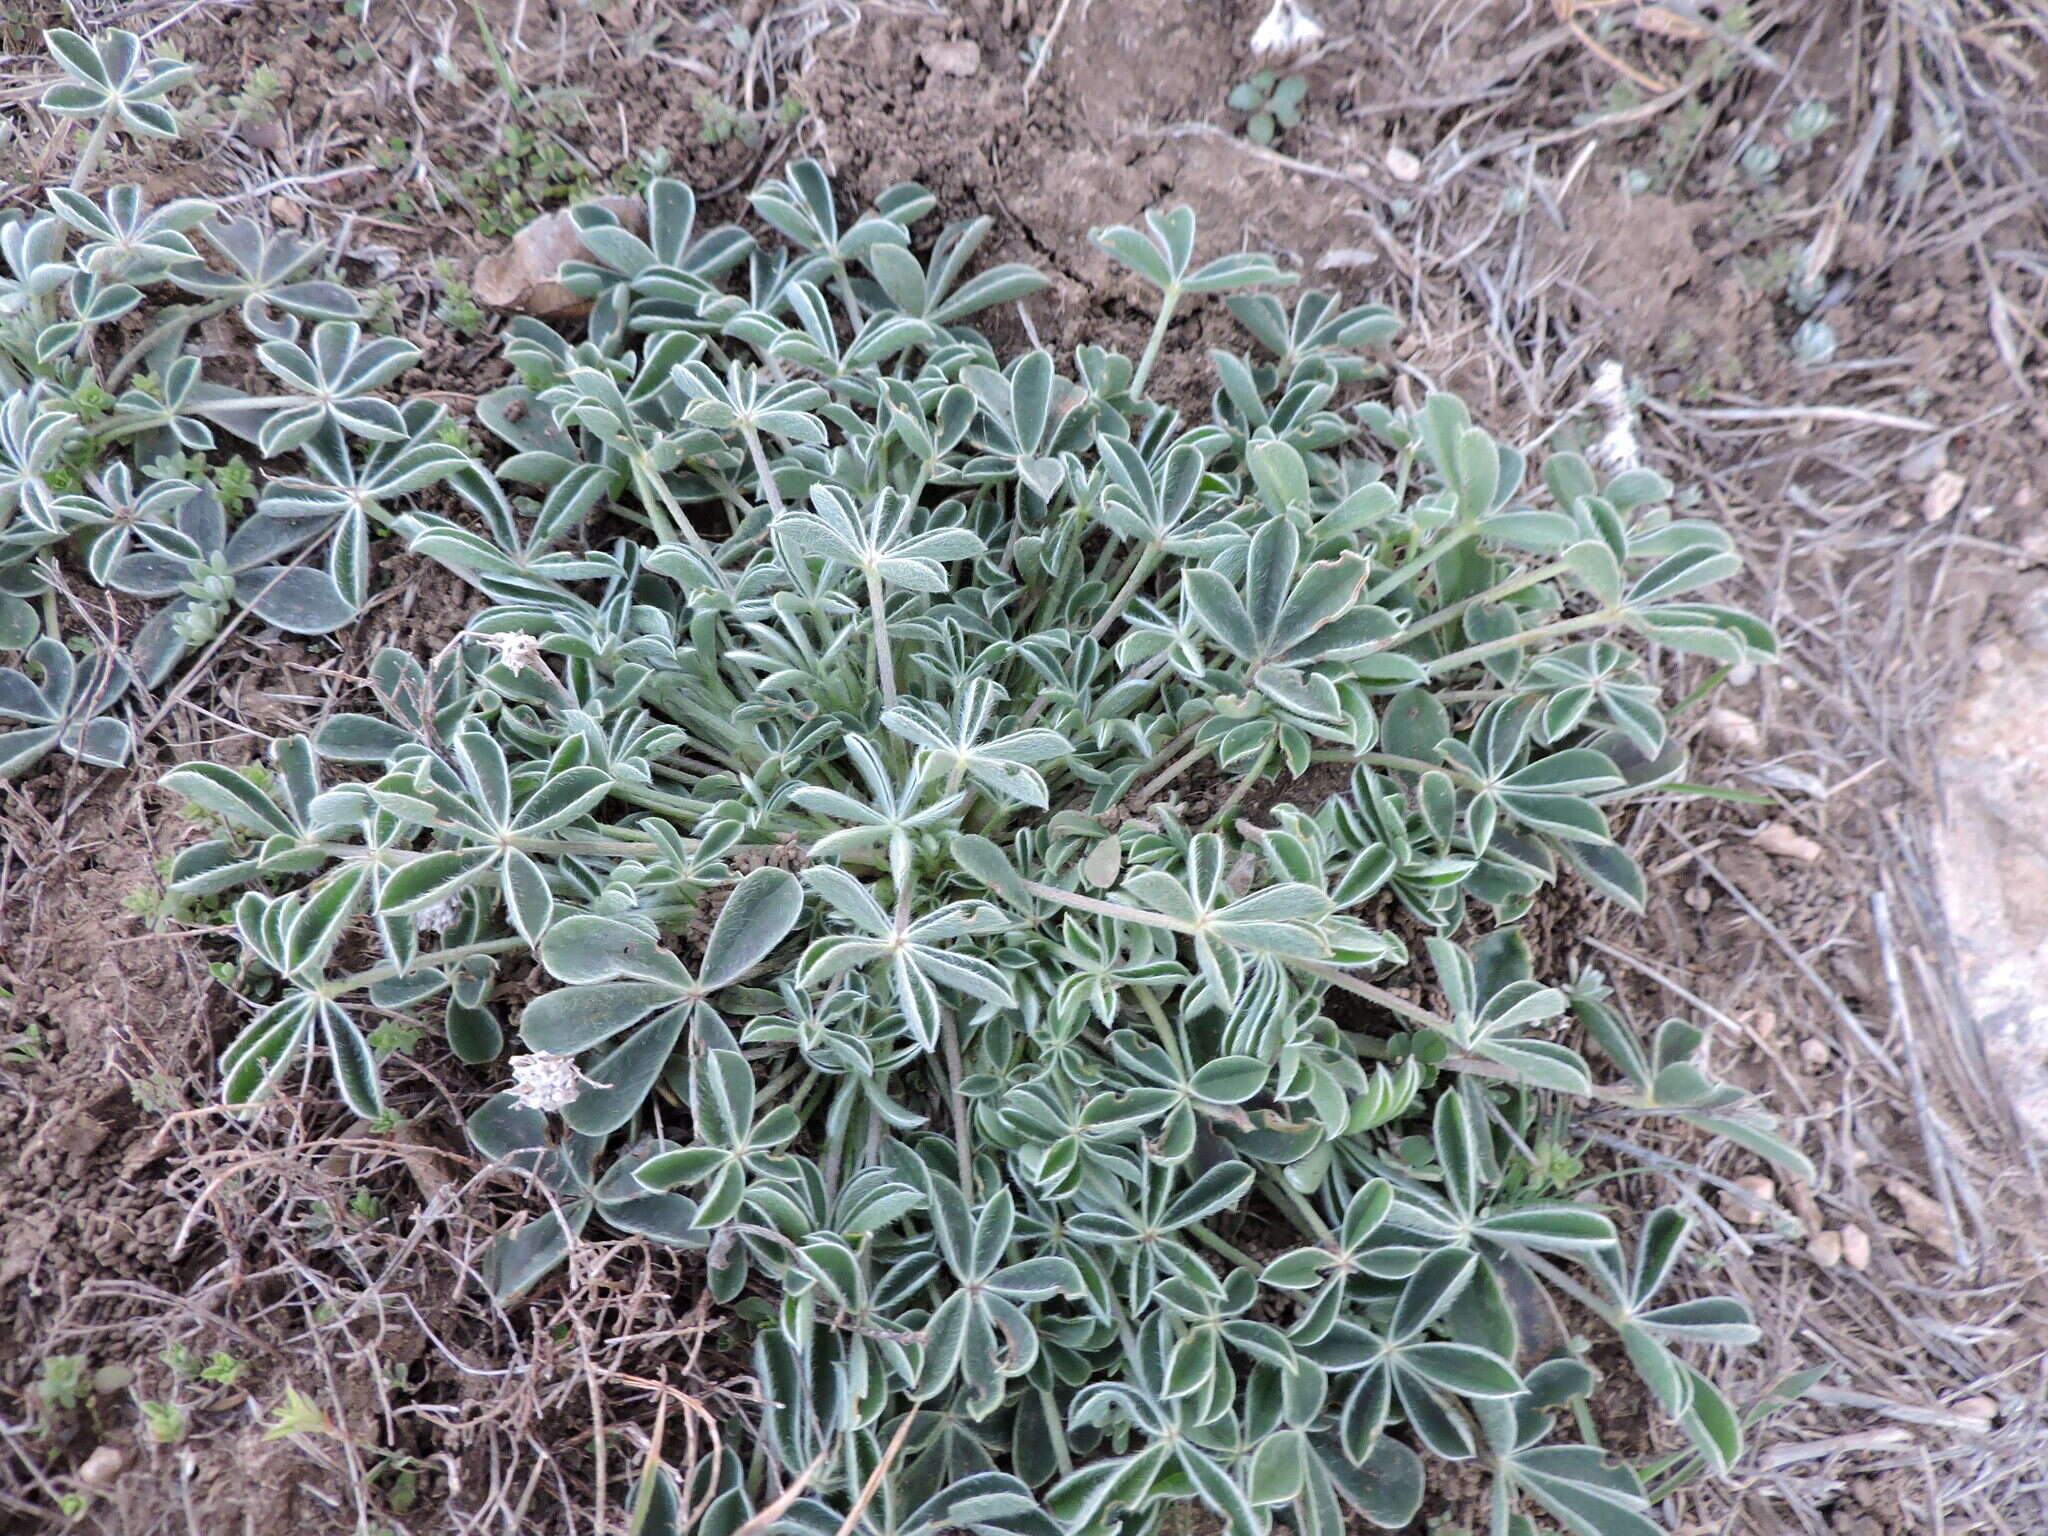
34,1356 -> 89,1413
159,1342 -> 201,1379
448,98 -> 602,238
128,1072 -> 182,1114
693,88 -> 805,151
1786,99 -> 1832,142
263,1386 -> 332,1440
1227,70 -> 1307,145
198,1351 -> 247,1388
370,1454 -> 422,1513
2,1014 -> 46,1065
228,65 -> 284,123
1739,141 -> 1782,183
366,1017 -> 425,1055
139,1399 -> 188,1443
431,259 -> 486,337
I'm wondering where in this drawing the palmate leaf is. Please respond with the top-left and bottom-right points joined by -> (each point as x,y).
0,636 -> 133,776
41,28 -> 193,138
172,216 -> 363,339
1092,205 -> 1296,298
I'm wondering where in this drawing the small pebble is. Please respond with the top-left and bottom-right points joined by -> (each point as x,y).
1922,470 -> 1966,523
1384,146 -> 1422,182
1808,1229 -> 1843,1267
1800,1037 -> 1832,1070
1720,1174 -> 1777,1225
269,195 -> 304,228
1840,1223 -> 1872,1270
1755,821 -> 1823,863
1703,705 -> 1762,755
1952,1395 -> 1998,1429
77,1446 -> 125,1489
921,40 -> 982,76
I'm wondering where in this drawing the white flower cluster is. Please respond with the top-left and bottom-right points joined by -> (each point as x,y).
508,1051 -> 593,1114
480,630 -> 548,675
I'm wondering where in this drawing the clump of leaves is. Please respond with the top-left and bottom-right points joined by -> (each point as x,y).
1229,70 -> 1308,146
693,88 -> 805,150
1,28 -> 466,778
449,100 -> 605,239
164,149 -> 1802,1536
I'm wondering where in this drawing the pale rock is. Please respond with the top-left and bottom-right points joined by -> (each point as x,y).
1786,1179 -> 1824,1229
1755,821 -> 1823,863
268,195 -> 304,228
1922,470 -> 1967,523
1840,1223 -> 1872,1270
1933,591 -> 2048,1149
475,196 -> 644,318
921,40 -> 982,76
1885,1179 -> 1957,1258
1703,705 -> 1763,755
1800,1037 -> 1832,1070
1952,1395 -> 1998,1429
1384,146 -> 1422,182
1721,1174 -> 1776,1225
1808,1229 -> 1843,1267
77,1446 -> 125,1488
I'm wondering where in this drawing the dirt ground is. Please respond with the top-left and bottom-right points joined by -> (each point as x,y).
3,0 -> 2047,1532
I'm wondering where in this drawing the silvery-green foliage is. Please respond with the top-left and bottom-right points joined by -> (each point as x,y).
41,28 -> 195,145
166,160 -> 1803,1536
0,28 -> 465,777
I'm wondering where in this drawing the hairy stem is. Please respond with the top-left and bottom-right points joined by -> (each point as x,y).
740,420 -> 787,520
1129,289 -> 1180,400
865,567 -> 898,709
1424,610 -> 1614,676
68,112 -> 114,192
1087,545 -> 1163,644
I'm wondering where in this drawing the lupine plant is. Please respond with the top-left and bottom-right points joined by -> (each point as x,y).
1,29 -> 465,777
145,139 -> 1810,1536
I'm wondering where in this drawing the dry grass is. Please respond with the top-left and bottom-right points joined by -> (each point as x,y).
1362,2 -> 2048,1527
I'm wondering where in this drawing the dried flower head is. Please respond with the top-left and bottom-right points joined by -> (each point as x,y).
1251,0 -> 1325,56
1587,360 -> 1643,474
479,630 -> 548,675
413,894 -> 464,934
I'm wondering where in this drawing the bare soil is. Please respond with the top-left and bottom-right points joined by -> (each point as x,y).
3,0 -> 2046,1532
